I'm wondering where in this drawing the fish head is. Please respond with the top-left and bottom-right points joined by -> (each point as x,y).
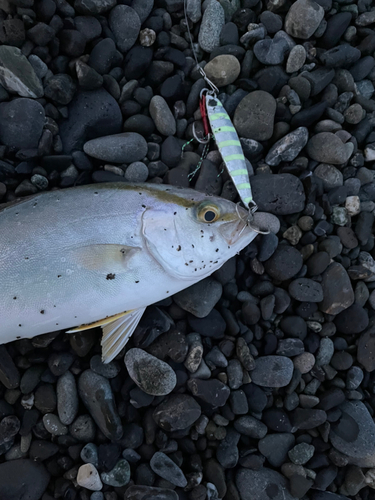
141,186 -> 257,281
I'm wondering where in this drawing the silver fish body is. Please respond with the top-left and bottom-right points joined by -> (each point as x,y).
0,183 -> 258,361
205,95 -> 254,208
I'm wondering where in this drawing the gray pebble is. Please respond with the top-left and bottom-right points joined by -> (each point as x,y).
149,96 -> 176,136
251,356 -> 294,388
101,459 -> 131,487
234,416 -> 267,439
265,127 -> 308,166
83,133 -> 147,163
307,132 -> 354,164
57,371 -> 78,426
234,90 -> 276,141
198,0 -> 225,53
43,413 -> 68,436
174,277 -> 222,318
288,443 -> 315,465
150,452 -> 187,487
109,5 -> 140,53
81,443 -> 99,467
124,162 -> 149,183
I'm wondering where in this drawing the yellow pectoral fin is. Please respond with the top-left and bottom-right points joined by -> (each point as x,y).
66,310 -> 134,333
68,244 -> 142,274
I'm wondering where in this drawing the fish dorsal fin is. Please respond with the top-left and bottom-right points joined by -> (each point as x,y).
101,307 -> 146,363
68,244 -> 141,274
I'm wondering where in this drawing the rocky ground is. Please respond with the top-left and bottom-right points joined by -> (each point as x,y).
0,0 -> 375,498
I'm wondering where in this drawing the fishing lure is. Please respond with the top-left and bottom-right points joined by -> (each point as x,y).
183,0 -> 268,234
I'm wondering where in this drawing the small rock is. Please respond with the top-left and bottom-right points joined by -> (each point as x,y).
78,370 -> 123,441
258,433 -> 295,467
204,55 -> 240,87
75,0 -> 116,13
149,96 -> 176,136
0,45 -> 43,98
307,132 -> 354,164
251,356 -> 294,387
187,378 -> 230,407
234,91 -> 276,141
236,468 -> 296,500
285,0 -> 324,39
320,263 -> 354,315
289,278 -> 323,302
139,28 -> 156,47
109,5 -> 141,53
264,245 -> 303,281
124,162 -> 149,183
314,164 -> 343,189
0,459 -> 50,500
173,278 -> 222,318
77,463 -> 103,491
153,394 -> 201,431
0,98 -> 44,150
150,452 -> 187,487
266,127 -> 309,166
286,45 -> 306,73
289,443 -> 315,465
334,304 -> 369,334
43,413 -> 68,436
198,0 -> 225,53
251,174 -> 305,215
83,133 -> 147,163
234,416 -> 267,438
101,459 -> 130,487
254,38 -> 289,65
125,348 -> 177,396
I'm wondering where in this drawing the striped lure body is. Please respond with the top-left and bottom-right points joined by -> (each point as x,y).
205,95 -> 254,208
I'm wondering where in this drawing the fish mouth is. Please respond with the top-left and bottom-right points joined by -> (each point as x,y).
219,213 -> 250,245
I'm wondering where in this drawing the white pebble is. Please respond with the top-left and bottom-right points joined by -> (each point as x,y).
77,464 -> 103,491
345,195 -> 360,216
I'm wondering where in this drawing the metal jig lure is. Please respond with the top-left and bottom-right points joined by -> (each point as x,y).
183,0 -> 268,235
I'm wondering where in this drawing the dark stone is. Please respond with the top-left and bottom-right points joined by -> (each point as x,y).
188,309 -> 226,339
0,346 -> 20,389
251,174 -> 305,215
251,356 -> 294,388
320,12 -> 352,49
0,98 -> 44,150
60,89 -> 122,154
289,278 -> 324,302
187,378 -> 230,407
264,245 -> 303,281
357,327 -> 375,372
320,45 -> 361,68
291,101 -> 328,128
59,29 -> 86,57
349,56 -> 375,82
334,304 -> 369,334
124,46 -> 153,80
44,74 -> 77,105
0,459 -> 50,500
153,394 -> 201,431
236,468 -> 296,500
293,408 -> 327,429
320,263 -> 354,315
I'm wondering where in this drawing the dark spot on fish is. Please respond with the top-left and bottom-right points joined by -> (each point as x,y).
210,235 -> 215,242
201,230 -> 204,233
142,204 -> 146,208
56,323 -> 59,325
185,263 -> 188,266
135,280 -> 139,283
106,273 -> 115,280
120,248 -> 127,254
18,324 -> 21,327
16,336 -> 20,339
57,275 -> 61,278
40,310 -> 45,314
192,244 -> 194,248
54,305 -> 56,307
177,245 -> 181,251
13,297 -> 16,300
195,268 -> 197,271
166,291 -> 169,293
25,257 -> 29,260
174,212 -> 177,215
216,248 -> 219,252
94,192 -> 98,195
214,261 -> 218,264
189,260 -> 193,263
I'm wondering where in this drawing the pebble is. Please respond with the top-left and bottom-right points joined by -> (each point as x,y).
258,433 -> 295,467
266,127 -> 308,166
236,468 -> 296,500
286,45 -> 307,73
42,413 -> 68,435
234,416 -> 267,439
251,356 -> 294,388
173,277 -> 222,318
0,98 -> 45,150
307,132 -> 354,164
75,0 -> 116,13
320,263 -> 354,315
254,38 -> 289,65
149,96 -> 176,136
285,0 -> 324,39
289,278 -> 324,302
57,368 -> 78,425
234,91 -> 276,141
60,89 -> 122,154
198,0 -> 225,53
289,443 -> 315,465
293,352 -> 316,374
101,459 -> 131,487
153,394 -> 201,431
252,174 -> 305,215
0,45 -> 43,98
264,245 -> 303,281
0,459 -> 50,500
77,463 -> 103,491
188,378 -> 230,407
78,370 -> 123,441
150,452 -> 187,487
125,348 -> 176,396
204,55 -> 240,87
109,5 -> 141,53
83,133 -> 147,163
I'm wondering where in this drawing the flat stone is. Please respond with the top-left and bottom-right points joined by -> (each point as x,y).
0,45 -> 43,98
236,468 -> 297,500
204,55 -> 240,87
149,96 -> 176,136
258,433 -> 295,467
319,263 -> 354,315
307,132 -> 354,164
150,452 -> 187,487
334,304 -> 369,334
101,459 -> 130,487
187,378 -> 230,407
234,416 -> 267,438
251,173 -> 305,215
83,133 -> 147,163
357,327 -> 375,372
266,127 -> 309,166
125,348 -> 176,396
60,89 -> 122,154
0,98 -> 44,150
173,277 -> 222,318
153,394 -> 201,431
77,463 -> 103,491
285,0 -> 324,39
330,401 -> 375,467
254,38 -> 289,65
264,245 -> 303,281
286,45 -> 306,73
109,5 -> 140,53
314,164 -> 343,189
0,459 -> 50,500
289,278 -> 324,302
234,90 -> 276,141
75,0 -> 116,13
198,0 -> 225,53
78,370 -> 123,441
251,356 -> 294,388
288,443 -> 315,465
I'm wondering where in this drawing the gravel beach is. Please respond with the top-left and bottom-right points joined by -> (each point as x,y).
0,0 -> 375,499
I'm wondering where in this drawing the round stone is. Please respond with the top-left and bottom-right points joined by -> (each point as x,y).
264,245 -> 303,281
204,55 -> 241,87
233,91 -> 276,141
285,0 -> 324,40
77,463 -> 102,491
83,133 -> 147,163
109,5 -> 140,53
307,132 -> 354,164
293,353 -> 315,374
251,356 -> 294,388
289,278 -> 324,302
149,96 -> 176,136
125,348 -> 177,396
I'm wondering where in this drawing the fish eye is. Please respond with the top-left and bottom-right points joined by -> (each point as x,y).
197,204 -> 220,223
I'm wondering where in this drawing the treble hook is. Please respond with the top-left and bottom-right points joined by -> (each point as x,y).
192,122 -> 211,144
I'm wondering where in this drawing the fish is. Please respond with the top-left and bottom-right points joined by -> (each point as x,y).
0,182 -> 277,363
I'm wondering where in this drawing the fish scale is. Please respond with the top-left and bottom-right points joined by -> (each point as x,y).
205,97 -> 254,207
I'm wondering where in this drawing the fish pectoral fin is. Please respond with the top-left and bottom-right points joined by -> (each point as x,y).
65,310 -> 134,333
69,244 -> 142,273
101,307 -> 146,364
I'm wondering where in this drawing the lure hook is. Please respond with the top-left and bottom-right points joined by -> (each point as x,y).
192,122 -> 211,144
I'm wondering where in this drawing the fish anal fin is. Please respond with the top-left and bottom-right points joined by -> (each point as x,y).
101,307 -> 146,364
69,244 -> 141,273
66,310 -> 134,333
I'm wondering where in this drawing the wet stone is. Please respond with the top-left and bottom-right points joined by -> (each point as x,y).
84,133 -> 147,164
320,263 -> 354,315
187,378 -> 230,407
125,348 -> 176,396
101,459 -> 131,487
258,433 -> 295,467
264,245 -> 303,281
307,133 -> 354,164
265,127 -> 309,166
0,45 -> 43,98
234,91 -> 276,141
251,174 -> 305,215
289,443 -> 315,465
109,5 -> 140,53
150,452 -> 187,487
173,278 -> 222,318
198,0 -> 225,53
0,98 -> 44,150
0,459 -> 50,500
234,415 -> 267,438
153,394 -> 201,431
334,304 -> 369,335
289,278 -> 324,302
251,356 -> 294,388
204,55 -> 240,88
78,370 -> 123,441
236,468 -> 296,500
